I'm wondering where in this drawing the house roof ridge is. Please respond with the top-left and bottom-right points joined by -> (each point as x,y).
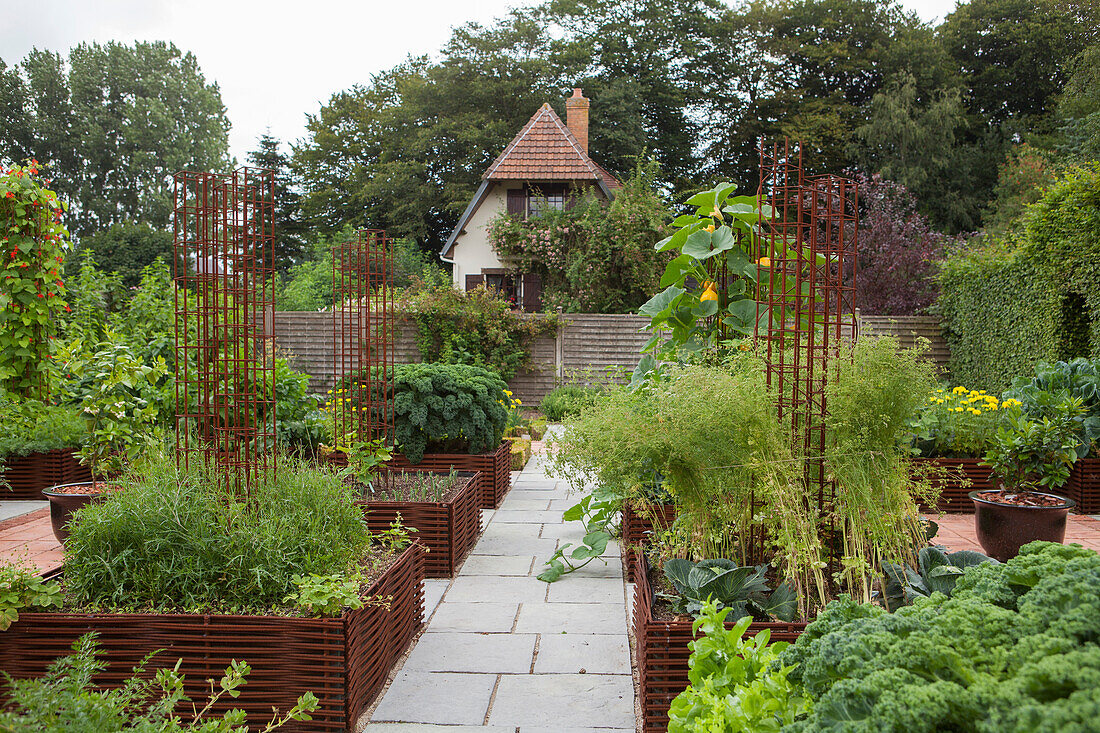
482,103 -> 600,181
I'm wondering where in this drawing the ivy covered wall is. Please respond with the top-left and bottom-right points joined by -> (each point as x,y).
937,165 -> 1100,391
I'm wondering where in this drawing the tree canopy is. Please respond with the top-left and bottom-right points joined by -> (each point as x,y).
0,41 -> 230,239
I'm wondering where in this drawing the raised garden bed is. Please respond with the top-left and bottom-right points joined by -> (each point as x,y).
387,441 -> 512,509
1069,457 -> 1100,514
0,544 -> 425,732
621,501 -> 677,582
2,449 -> 90,500
911,456 -> 995,513
358,470 -> 482,578
631,553 -> 807,733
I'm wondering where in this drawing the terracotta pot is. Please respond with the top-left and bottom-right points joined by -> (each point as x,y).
41,482 -> 106,545
970,490 -> 1074,561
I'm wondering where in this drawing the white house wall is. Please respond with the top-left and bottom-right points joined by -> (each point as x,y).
450,182 -> 517,287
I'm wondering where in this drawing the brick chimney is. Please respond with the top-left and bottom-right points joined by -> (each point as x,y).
565,88 -> 590,154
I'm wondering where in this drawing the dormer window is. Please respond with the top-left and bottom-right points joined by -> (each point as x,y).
507,184 -> 568,219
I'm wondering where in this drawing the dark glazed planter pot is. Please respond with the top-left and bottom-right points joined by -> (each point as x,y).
970,490 -> 1074,561
41,482 -> 104,545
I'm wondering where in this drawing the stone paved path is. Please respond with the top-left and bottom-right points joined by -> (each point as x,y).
362,448 -> 636,733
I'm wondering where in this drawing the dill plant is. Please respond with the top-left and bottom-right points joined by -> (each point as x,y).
825,336 -> 940,602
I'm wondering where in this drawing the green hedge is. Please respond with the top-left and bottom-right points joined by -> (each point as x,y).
937,165 -> 1100,391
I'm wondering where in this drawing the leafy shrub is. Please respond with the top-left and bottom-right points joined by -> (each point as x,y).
0,562 -> 63,630
401,284 -> 558,380
779,541 -> 1100,732
847,172 -> 956,315
392,363 -> 508,463
0,398 -> 85,458
64,455 -> 372,612
0,632 -> 317,731
1003,357 -> 1100,457
668,601 -> 808,733
271,356 -> 328,455
487,160 -> 671,313
78,221 -> 174,288
539,383 -> 602,421
982,397 -> 1084,493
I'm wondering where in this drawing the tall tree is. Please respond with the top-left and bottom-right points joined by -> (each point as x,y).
0,41 -> 230,239
851,72 -> 972,230
939,0 -> 1096,136
247,133 -> 306,272
705,0 -> 931,189
294,13 -> 558,247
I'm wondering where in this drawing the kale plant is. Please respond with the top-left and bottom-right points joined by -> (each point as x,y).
392,363 -> 508,463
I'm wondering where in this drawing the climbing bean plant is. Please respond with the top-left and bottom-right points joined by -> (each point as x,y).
0,162 -> 69,397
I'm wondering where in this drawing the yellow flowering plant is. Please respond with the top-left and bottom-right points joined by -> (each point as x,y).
908,385 -> 1020,458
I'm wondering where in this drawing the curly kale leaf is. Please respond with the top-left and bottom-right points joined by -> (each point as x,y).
392,363 -> 508,463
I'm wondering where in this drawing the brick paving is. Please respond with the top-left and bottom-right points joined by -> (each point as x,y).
0,505 -> 64,576
929,512 -> 1100,553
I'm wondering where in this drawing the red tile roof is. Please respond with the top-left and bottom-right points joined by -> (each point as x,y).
483,104 -> 619,187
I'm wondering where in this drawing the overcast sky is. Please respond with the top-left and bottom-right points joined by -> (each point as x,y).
0,0 -> 960,164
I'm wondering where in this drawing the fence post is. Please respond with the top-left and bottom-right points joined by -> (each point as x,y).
555,307 -> 564,383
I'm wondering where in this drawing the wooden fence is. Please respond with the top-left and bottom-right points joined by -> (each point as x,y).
274,311 -> 949,404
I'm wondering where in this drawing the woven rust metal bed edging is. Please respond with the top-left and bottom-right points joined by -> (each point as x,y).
1,544 -> 425,732
631,552 -> 808,732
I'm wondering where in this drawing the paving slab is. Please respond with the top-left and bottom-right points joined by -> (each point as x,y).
546,576 -> 627,604
443,576 -> 548,604
365,721 -> 510,726
478,522 -> 538,541
371,671 -> 497,725
514,602 -> 628,635
492,509 -> 564,524
534,634 -> 630,674
423,579 -> 448,617
496,497 -> 553,510
403,632 -> 537,673
0,501 -> 47,522
459,554 -> 534,576
488,673 -> 635,728
519,728 -> 635,733
428,602 -> 518,633
468,535 -> 559,557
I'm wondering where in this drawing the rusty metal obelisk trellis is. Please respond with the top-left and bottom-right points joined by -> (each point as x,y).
172,167 -> 277,495
332,229 -> 394,448
755,139 -> 859,510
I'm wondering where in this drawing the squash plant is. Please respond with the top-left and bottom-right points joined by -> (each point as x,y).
634,183 -> 764,383
633,181 -> 829,386
0,161 -> 69,397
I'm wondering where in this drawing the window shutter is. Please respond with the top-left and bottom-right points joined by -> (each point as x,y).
521,272 -> 543,311
465,274 -> 484,291
507,188 -> 526,216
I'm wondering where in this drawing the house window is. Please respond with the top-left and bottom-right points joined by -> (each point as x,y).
507,184 -> 568,219
483,270 -> 519,306
528,186 -> 565,217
